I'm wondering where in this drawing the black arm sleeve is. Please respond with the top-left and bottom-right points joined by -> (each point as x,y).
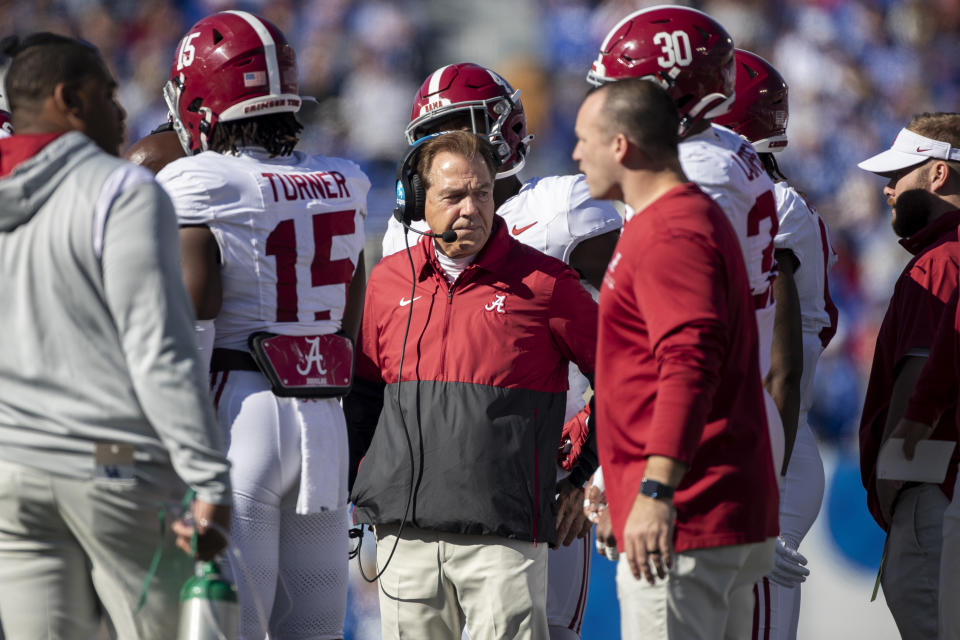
344,375 -> 385,492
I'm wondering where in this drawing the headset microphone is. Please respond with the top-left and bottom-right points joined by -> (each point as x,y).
403,224 -> 458,244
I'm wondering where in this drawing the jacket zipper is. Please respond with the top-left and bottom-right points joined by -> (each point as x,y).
437,265 -> 477,380
438,280 -> 454,380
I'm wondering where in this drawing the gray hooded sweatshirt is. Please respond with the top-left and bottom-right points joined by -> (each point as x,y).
0,131 -> 230,504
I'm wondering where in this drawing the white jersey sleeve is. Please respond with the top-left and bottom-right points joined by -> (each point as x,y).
497,174 -> 621,263
158,149 -> 370,351
773,182 -> 838,340
679,124 -> 779,311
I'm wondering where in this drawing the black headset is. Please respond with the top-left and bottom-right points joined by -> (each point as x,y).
392,133 -> 439,226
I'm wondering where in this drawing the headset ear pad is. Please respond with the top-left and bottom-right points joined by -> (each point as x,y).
408,173 -> 426,222
393,143 -> 427,225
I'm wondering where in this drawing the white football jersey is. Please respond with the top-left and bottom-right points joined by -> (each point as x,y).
680,123 -> 783,472
680,124 -> 780,364
773,181 -> 838,417
158,149 -> 369,351
381,173 -> 621,420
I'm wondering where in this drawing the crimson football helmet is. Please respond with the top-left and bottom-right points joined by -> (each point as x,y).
713,49 -> 788,153
405,63 -> 534,178
163,10 -> 301,155
586,5 -> 736,136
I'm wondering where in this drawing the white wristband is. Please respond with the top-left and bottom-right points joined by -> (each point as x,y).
591,466 -> 605,492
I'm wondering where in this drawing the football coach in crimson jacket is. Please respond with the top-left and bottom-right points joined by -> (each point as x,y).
345,131 -> 599,640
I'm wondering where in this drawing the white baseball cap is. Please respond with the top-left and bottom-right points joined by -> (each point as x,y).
858,127 -> 960,175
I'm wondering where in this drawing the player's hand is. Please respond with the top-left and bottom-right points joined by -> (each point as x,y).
769,536 -> 810,587
622,493 -> 675,584
876,478 -> 902,528
891,418 -> 935,460
585,484 -> 618,560
556,478 -> 591,547
172,500 -> 231,560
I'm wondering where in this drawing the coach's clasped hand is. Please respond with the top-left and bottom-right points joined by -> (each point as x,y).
622,491 -> 676,585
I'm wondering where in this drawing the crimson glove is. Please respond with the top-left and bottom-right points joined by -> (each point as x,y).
558,404 -> 591,471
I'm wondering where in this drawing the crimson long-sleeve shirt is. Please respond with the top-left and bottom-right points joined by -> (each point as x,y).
596,183 -> 778,553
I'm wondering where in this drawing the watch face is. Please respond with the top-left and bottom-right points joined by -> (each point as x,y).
641,479 -> 674,499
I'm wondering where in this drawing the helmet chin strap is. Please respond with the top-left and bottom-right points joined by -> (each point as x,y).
496,158 -> 525,179
494,133 -> 535,179
701,92 -> 736,120
679,92 -> 735,138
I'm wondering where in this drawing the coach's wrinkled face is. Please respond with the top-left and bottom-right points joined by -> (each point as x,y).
423,150 -> 495,258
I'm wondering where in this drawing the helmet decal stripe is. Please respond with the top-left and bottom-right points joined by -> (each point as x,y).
427,64 -> 452,96
225,10 -> 280,97
600,9 -> 642,51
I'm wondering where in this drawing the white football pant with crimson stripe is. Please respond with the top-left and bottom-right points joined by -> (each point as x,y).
753,421 -> 824,640
547,532 -> 592,638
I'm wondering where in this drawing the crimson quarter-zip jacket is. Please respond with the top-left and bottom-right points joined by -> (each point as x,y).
348,217 -> 598,544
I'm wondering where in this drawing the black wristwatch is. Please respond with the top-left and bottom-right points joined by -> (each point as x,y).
640,478 -> 675,500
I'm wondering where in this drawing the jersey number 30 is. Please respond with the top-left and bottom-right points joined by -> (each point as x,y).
266,210 -> 356,322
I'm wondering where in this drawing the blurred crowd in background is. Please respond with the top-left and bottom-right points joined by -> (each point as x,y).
4,0 -> 958,636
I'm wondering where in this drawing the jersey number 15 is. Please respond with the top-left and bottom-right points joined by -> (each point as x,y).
265,209 -> 356,322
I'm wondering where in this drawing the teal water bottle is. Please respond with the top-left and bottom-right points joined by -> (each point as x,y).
177,561 -> 239,640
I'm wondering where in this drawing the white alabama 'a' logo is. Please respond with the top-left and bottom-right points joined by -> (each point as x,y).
485,294 -> 506,314
604,252 -> 623,291
297,337 -> 328,375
